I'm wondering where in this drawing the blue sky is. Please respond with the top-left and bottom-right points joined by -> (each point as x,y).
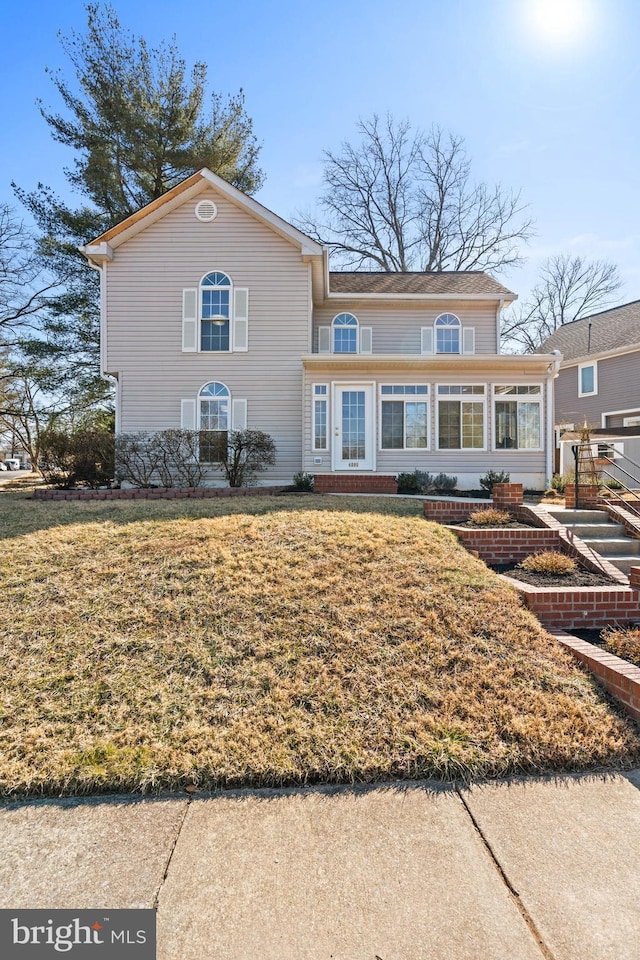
1,0 -> 639,302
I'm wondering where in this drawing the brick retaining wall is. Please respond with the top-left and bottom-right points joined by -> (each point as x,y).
502,576 -> 640,629
423,499 -> 491,523
313,475 -> 398,494
33,485 -> 286,501
451,527 -> 561,563
550,629 -> 640,723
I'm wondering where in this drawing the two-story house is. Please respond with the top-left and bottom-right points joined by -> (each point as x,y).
82,168 -> 559,491
540,300 -> 640,430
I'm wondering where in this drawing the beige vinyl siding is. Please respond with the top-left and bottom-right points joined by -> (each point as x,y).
105,188 -> 310,483
312,301 -> 498,355
302,370 -> 548,488
555,350 -> 640,428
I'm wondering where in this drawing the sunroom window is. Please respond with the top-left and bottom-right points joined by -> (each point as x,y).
494,385 -> 542,450
199,381 -> 229,462
435,314 -> 461,354
380,385 -> 429,449
201,272 -> 231,351
437,385 -> 485,449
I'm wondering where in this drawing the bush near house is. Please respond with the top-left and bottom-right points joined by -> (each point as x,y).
519,552 -> 578,576
479,470 -> 510,493
39,429 -> 115,488
467,508 -> 512,527
396,470 -> 457,495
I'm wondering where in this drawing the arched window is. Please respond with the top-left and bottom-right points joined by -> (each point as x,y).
198,381 -> 230,462
201,272 -> 232,351
435,313 -> 461,354
332,313 -> 359,354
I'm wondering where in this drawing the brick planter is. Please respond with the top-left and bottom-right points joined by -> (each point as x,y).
313,475 -> 398,494
502,577 -> 640,629
423,499 -> 490,523
451,527 -> 561,564
550,629 -> 640,724
565,483 -> 600,509
491,482 -> 524,510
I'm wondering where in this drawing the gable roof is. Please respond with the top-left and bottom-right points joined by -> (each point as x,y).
328,271 -> 515,299
82,168 -> 324,263
539,300 -> 640,362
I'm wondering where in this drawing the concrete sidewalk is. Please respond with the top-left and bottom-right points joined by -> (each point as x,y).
1,771 -> 639,960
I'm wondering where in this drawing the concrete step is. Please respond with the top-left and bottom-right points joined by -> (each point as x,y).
548,509 -> 611,523
581,537 -> 640,556
604,555 -> 640,575
564,522 -> 627,539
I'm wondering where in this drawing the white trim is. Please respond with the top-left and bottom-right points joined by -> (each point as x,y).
378,384 -> 430,452
181,398 -> 197,430
559,343 -> 640,367
435,385 -> 487,452
324,291 -> 515,304
312,384 -> 329,451
601,406 -> 640,427
578,360 -> 598,397
623,416 -> 640,427
331,382 -> 376,471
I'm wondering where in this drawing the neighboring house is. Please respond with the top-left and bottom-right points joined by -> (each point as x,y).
81,168 -> 560,491
556,426 -> 640,485
540,300 -> 640,431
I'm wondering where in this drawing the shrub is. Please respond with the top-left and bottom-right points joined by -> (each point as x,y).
115,432 -> 163,488
603,626 -> 640,667
39,429 -> 115,488
433,472 -> 458,494
603,478 -> 623,490
292,472 -> 314,491
550,473 -> 570,494
396,470 -> 433,495
479,470 -> 510,493
216,429 -> 277,487
467,508 -> 512,527
519,552 -> 577,576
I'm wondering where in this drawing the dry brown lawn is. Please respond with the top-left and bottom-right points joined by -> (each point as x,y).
1,491 -> 639,797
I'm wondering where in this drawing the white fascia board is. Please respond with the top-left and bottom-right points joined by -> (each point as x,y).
80,242 -> 114,264
302,353 -> 557,374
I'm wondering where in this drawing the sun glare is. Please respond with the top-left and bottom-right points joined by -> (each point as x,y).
526,0 -> 594,47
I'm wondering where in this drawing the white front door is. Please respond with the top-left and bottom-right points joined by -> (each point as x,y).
332,384 -> 375,470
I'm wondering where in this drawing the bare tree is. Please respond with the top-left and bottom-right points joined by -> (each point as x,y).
501,254 -> 623,352
295,115 -> 533,273
0,203 -> 62,343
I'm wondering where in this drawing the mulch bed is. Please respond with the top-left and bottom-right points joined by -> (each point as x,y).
454,520 -> 538,529
493,563 -> 619,587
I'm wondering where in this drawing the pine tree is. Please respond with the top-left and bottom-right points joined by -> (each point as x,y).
14,3 -> 264,413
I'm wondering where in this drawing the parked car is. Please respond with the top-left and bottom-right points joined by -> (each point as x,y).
0,462 -> 7,471
19,462 -> 31,470
4,458 -> 20,470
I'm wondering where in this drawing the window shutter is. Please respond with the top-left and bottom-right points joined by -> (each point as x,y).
421,327 -> 434,355
462,327 -> 476,354
231,398 -> 247,431
318,326 -> 331,353
181,399 -> 197,430
360,326 -> 373,354
182,289 -> 198,352
233,288 -> 249,352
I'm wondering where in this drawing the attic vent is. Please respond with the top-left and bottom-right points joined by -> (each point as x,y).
195,200 -> 218,222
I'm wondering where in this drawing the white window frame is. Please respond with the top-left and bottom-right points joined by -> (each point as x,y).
197,380 -> 231,463
578,361 -> 598,397
436,385 -> 487,451
200,271 -> 232,353
435,313 -> 461,355
378,385 -> 430,451
312,384 -> 329,451
623,416 -> 640,427
492,385 -> 544,452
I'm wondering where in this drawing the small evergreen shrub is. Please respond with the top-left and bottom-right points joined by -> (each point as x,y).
603,626 -> 640,667
551,473 -> 569,494
519,552 -> 577,576
396,471 -> 457,495
292,472 -> 314,491
479,470 -> 510,493
433,472 -> 458,494
467,508 -> 512,527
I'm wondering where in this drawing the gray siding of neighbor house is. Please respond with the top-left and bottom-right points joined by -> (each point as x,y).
105,187 -> 311,484
302,370 -> 549,489
312,301 -> 498,355
554,349 -> 640,428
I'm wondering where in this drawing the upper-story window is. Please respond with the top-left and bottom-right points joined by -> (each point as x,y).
201,272 -> 231,351
578,361 -> 597,397
182,273 -> 249,354
435,313 -> 461,354
332,313 -> 359,353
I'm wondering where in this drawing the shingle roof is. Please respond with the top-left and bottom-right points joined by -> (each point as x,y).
539,300 -> 640,361
328,271 -> 515,298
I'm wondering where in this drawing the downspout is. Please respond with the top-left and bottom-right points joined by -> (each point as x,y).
496,298 -> 504,352
546,352 -> 562,483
